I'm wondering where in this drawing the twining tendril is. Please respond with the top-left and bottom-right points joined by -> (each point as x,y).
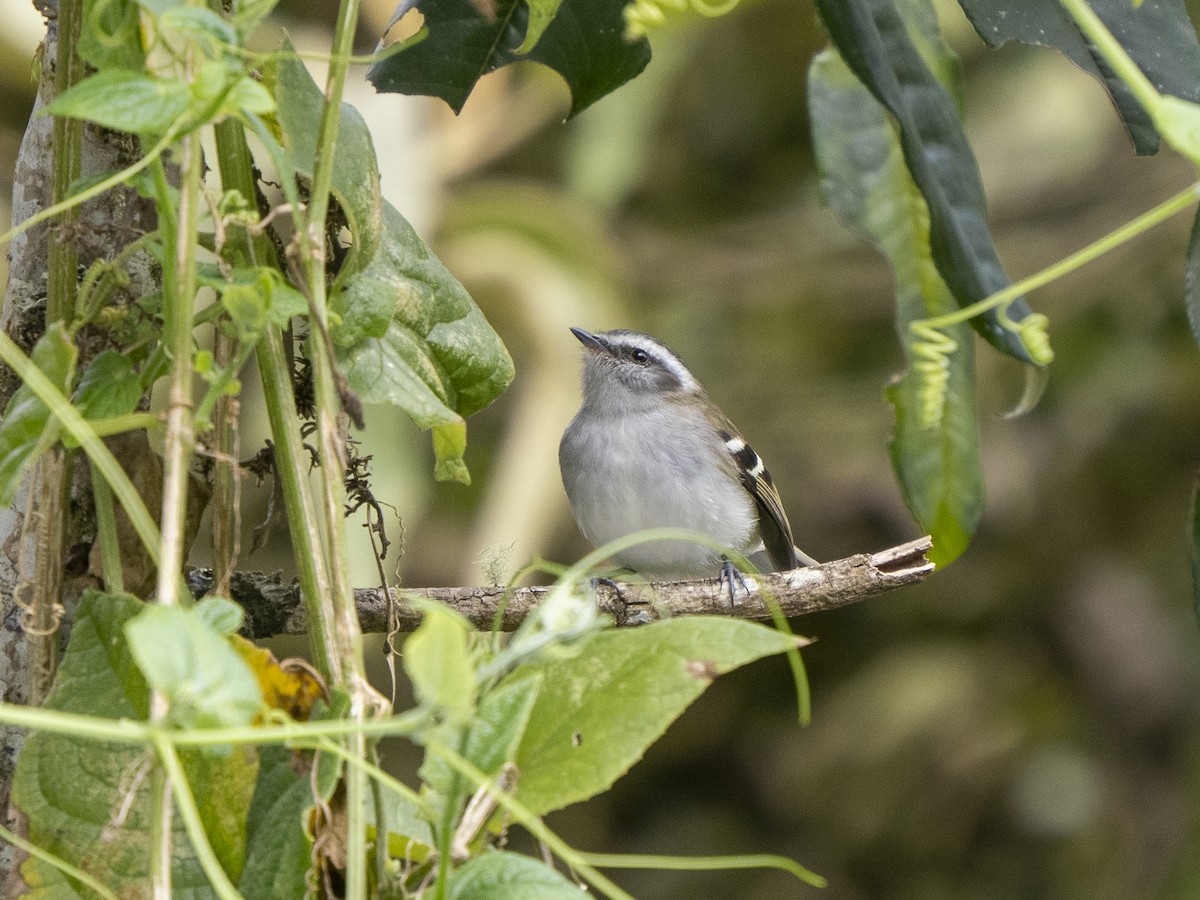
908,321 -> 959,430
624,0 -> 743,38
1010,312 -> 1054,366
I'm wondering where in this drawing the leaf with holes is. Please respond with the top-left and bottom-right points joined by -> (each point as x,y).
368,0 -> 650,117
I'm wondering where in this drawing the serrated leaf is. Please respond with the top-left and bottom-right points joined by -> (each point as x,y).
368,0 -> 650,117
957,0 -> 1200,156
405,603 -> 477,721
268,42 -> 382,283
125,602 -> 263,731
45,69 -> 191,134
448,851 -> 583,900
12,591 -> 255,895
332,201 -> 514,478
0,323 -> 77,505
513,617 -> 800,814
809,46 -> 981,567
74,349 -> 142,420
813,0 -> 1038,363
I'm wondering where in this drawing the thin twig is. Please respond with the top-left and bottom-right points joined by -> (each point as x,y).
194,536 -> 935,637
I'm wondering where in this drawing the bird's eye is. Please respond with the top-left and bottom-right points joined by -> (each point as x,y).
630,348 -> 650,364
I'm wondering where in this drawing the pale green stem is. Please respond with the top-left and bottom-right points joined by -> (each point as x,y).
0,330 -> 161,559
427,740 -> 635,900
918,182 -> 1200,332
90,459 -> 124,592
306,2 -> 375,896
153,733 -> 243,900
0,702 -> 428,745
0,820 -> 119,900
1057,0 -> 1161,113
574,851 -> 825,888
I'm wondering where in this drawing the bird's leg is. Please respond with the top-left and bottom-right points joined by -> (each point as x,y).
720,557 -> 750,606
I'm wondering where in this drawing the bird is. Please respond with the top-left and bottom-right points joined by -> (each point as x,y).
558,326 -> 817,581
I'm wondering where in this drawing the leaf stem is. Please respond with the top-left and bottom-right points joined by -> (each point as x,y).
575,850 -> 825,888
0,819 -> 119,900
153,733 -> 243,900
90,459 -> 124,592
0,330 -> 161,560
918,182 -> 1200,332
1057,0 -> 1161,113
427,740 -> 635,900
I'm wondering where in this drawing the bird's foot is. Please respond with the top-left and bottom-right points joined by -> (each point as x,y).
720,558 -> 751,606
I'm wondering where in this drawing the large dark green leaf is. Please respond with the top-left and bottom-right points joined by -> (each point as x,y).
956,0 -> 1200,156
331,201 -> 515,482
268,44 -> 382,284
12,591 -> 256,896
810,45 -> 981,567
813,0 -> 1038,363
0,324 -> 77,505
367,0 -> 650,117
239,745 -> 314,900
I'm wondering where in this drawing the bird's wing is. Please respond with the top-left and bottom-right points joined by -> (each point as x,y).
715,424 -> 800,572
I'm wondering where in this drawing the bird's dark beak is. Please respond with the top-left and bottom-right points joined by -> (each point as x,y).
570,327 -> 605,353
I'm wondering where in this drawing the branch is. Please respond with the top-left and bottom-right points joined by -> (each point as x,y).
190,537 -> 934,638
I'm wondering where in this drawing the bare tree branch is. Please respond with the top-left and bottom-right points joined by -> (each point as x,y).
191,536 -> 934,638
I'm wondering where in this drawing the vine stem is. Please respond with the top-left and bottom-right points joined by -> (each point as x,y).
1057,0 -> 1161,114
303,2 -> 381,896
916,182 -> 1200,332
0,330 -> 161,559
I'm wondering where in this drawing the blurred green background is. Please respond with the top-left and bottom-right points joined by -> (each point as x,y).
5,1 -> 1200,897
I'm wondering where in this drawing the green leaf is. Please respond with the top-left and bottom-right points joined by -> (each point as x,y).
79,0 -> 145,70
125,603 -> 263,731
517,0 -> 565,53
813,0 -> 1039,363
448,851 -> 584,900
513,617 -> 800,814
194,595 -> 246,636
422,673 -> 542,824
268,42 -> 382,283
368,0 -> 651,118
332,201 -> 515,477
45,69 -> 191,134
240,745 -> 314,900
73,349 -> 142,420
405,602 -> 477,721
1192,479 -> 1200,628
957,0 -> 1200,156
1185,208 -> 1200,346
221,282 -> 270,342
809,47 -> 981,567
433,421 -> 470,485
12,591 -> 254,895
0,323 -> 77,505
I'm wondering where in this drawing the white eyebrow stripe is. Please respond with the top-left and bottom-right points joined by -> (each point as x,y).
607,332 -> 699,392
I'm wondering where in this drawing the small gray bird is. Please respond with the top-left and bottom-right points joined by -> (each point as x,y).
559,327 -> 817,579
